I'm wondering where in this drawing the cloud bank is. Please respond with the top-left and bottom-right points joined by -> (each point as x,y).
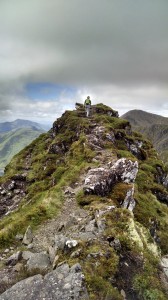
0,0 -> 168,123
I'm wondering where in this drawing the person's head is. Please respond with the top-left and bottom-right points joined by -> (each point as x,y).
87,96 -> 90,99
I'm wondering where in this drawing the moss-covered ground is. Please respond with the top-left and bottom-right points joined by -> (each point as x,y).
0,104 -> 168,299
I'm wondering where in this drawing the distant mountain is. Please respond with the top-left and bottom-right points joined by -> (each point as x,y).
122,110 -> 168,165
0,119 -> 44,133
0,127 -> 45,173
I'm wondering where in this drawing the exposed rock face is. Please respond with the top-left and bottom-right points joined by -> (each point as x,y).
122,186 -> 136,211
48,142 -> 68,154
161,255 -> 168,279
84,158 -> 138,196
125,139 -> 146,160
111,158 -> 138,183
84,167 -> 115,196
0,263 -> 88,300
0,174 -> 27,218
155,166 -> 168,189
85,125 -> 115,152
151,188 -> 168,204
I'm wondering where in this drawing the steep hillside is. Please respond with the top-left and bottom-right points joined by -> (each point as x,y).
122,110 -> 168,165
0,127 -> 45,172
0,104 -> 168,300
122,110 -> 168,128
0,119 -> 44,133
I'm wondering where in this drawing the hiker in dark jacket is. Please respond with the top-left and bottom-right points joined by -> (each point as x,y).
84,96 -> 91,117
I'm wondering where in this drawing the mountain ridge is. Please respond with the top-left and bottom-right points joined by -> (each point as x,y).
0,119 -> 47,133
0,104 -> 168,299
122,109 -> 168,127
122,110 -> 168,166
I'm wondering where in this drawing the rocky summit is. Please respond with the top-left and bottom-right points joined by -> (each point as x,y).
0,103 -> 168,300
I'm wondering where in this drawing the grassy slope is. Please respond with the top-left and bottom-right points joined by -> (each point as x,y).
0,128 -> 44,169
0,105 -> 168,299
122,110 -> 168,165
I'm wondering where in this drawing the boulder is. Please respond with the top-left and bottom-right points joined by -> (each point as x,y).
111,158 -> 138,183
84,167 -> 115,196
6,251 -> 22,266
54,234 -> 67,250
22,226 -> 33,245
0,263 -> 89,300
84,158 -> 138,196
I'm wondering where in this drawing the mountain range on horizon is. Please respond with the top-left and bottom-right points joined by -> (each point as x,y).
122,109 -> 168,166
0,119 -> 46,174
0,119 -> 50,133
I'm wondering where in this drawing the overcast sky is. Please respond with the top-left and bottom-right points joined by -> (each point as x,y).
0,0 -> 168,125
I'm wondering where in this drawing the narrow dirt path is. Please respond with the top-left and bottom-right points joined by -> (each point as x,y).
32,184 -> 88,252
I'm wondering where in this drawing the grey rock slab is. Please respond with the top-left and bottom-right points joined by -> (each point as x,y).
85,219 -> 97,232
27,252 -> 51,272
22,251 -> 35,261
122,185 -> 136,212
54,234 -> 67,251
0,263 -> 89,300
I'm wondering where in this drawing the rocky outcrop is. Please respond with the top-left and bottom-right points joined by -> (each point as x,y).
126,139 -> 146,160
0,174 -> 27,218
161,255 -> 168,279
48,142 -> 68,154
155,166 -> 168,189
151,188 -> 168,204
75,102 -> 119,118
84,167 -> 115,196
0,263 -> 88,300
84,158 -> 138,196
122,185 -> 136,211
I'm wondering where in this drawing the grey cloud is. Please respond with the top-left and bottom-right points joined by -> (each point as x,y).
0,0 -> 168,121
0,0 -> 168,86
